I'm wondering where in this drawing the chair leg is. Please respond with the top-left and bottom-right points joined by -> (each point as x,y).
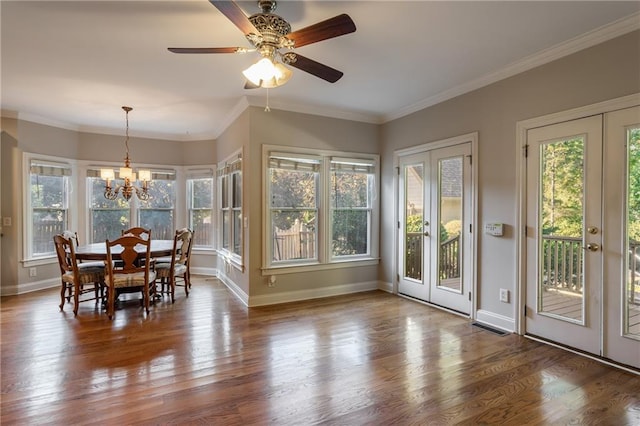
183,274 -> 189,297
59,282 -> 67,311
143,283 -> 150,314
73,282 -> 80,316
170,276 -> 176,304
107,287 -> 115,320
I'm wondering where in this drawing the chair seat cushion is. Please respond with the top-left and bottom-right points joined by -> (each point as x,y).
154,256 -> 172,264
111,271 -> 157,288
62,268 -> 105,284
155,263 -> 187,278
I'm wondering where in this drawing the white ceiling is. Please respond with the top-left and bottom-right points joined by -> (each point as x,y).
2,1 -> 639,141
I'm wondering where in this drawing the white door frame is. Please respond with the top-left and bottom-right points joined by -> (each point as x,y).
394,132 -> 478,318
515,93 -> 640,335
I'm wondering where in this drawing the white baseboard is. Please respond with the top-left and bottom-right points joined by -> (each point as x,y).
2,278 -> 59,296
248,280 -> 380,307
190,267 -> 217,277
377,281 -> 393,293
475,309 -> 515,333
216,272 -> 249,306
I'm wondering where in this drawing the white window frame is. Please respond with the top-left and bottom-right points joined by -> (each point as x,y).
262,145 -> 380,274
23,153 -> 74,263
186,167 -> 215,249
217,151 -> 243,269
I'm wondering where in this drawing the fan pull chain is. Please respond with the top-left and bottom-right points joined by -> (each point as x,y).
264,88 -> 271,112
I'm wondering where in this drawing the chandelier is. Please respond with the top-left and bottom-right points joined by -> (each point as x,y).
100,106 -> 151,201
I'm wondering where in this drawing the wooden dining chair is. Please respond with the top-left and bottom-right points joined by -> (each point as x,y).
53,234 -> 105,315
104,235 -> 156,319
156,228 -> 194,303
122,227 -> 151,240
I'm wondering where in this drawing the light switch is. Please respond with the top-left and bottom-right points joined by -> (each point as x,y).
2,217 -> 11,226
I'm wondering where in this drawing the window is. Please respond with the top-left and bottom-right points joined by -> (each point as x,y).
330,158 -> 375,258
218,152 -> 242,261
27,158 -> 71,258
187,169 -> 215,248
87,168 -> 176,242
269,153 -> 320,263
265,147 -> 379,269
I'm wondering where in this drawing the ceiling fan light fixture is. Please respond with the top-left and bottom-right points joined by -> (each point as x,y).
243,57 -> 292,88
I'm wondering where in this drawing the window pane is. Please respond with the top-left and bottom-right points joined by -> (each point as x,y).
190,178 -> 213,209
272,210 -> 316,262
539,137 -> 585,322
31,172 -> 67,256
191,210 -> 212,247
270,169 -> 317,208
221,176 -> 229,208
232,172 -> 242,208
626,127 -> 640,338
141,180 -> 175,209
91,209 -> 129,242
32,209 -> 66,255
31,174 -> 65,208
222,211 -> 230,250
89,177 -> 129,242
90,178 -> 129,209
332,210 -> 368,256
139,210 -> 174,239
331,172 -> 370,208
233,210 -> 242,255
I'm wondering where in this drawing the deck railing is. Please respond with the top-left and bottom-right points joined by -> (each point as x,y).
631,240 -> 640,304
541,235 -> 583,294
404,233 -> 461,281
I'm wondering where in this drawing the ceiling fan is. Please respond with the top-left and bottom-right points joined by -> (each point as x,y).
168,0 -> 356,88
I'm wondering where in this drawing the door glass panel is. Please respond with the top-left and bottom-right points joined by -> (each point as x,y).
539,137 -> 585,322
625,126 -> 640,338
437,157 -> 462,292
404,165 -> 423,280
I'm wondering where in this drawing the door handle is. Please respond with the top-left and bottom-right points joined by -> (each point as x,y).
423,231 -> 430,237
584,243 -> 600,252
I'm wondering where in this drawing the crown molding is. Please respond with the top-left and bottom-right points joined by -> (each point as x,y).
383,12 -> 640,123
245,96 -> 381,124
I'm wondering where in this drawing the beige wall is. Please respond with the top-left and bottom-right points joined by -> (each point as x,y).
380,30 -> 640,322
246,107 -> 380,301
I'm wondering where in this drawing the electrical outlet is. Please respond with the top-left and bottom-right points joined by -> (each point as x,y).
499,288 -> 509,303
29,267 -> 37,277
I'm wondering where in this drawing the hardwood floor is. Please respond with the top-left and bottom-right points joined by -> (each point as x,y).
1,277 -> 639,425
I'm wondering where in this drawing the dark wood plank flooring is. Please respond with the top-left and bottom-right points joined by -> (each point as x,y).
1,277 -> 639,425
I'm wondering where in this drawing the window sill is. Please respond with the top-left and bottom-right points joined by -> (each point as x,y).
261,258 -> 379,276
217,250 -> 245,273
22,256 -> 57,268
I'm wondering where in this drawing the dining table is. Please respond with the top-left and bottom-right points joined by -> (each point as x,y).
74,239 -> 174,261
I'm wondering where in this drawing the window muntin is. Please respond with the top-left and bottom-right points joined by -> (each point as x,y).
265,149 -> 378,269
187,171 -> 214,248
29,160 -> 71,257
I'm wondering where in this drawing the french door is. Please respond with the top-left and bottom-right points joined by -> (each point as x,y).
398,143 -> 473,314
525,106 -> 640,368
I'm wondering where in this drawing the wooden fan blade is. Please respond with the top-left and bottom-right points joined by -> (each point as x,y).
168,47 -> 242,54
287,54 -> 343,83
209,0 -> 260,35
287,14 -> 356,48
